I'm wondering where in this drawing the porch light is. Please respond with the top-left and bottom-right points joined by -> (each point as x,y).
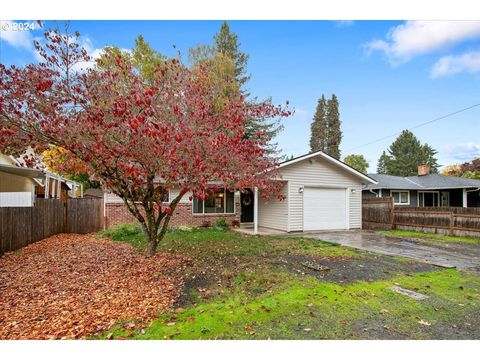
298,186 -> 304,194
351,189 -> 356,194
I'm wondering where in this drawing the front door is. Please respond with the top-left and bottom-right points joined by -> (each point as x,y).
240,189 -> 254,223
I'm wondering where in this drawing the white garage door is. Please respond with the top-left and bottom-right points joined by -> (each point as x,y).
303,187 -> 347,231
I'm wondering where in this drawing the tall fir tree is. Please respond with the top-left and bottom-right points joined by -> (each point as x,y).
379,130 -> 439,176
211,21 -> 282,157
214,21 -> 250,90
309,95 -> 327,152
377,151 -> 389,174
325,94 -> 342,159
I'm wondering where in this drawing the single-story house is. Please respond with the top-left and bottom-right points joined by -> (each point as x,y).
83,188 -> 104,199
0,153 -> 84,207
363,165 -> 480,208
104,150 -> 377,233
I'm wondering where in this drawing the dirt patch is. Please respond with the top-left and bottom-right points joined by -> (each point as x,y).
0,233 -> 189,339
277,253 -> 438,284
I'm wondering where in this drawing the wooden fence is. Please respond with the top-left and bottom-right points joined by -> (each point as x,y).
362,197 -> 394,230
363,197 -> 480,237
0,198 -> 104,255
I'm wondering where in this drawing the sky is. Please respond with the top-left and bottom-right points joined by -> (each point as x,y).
1,20 -> 480,172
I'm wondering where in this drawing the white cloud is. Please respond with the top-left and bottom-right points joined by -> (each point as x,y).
365,21 -> 480,65
431,50 -> 480,78
0,20 -> 34,50
335,20 -> 354,28
71,41 -> 132,72
444,143 -> 480,162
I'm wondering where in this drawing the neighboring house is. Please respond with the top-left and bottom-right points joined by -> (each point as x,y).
0,153 -> 84,207
363,165 -> 480,208
83,188 -> 104,199
104,150 -> 377,233
0,154 -> 43,207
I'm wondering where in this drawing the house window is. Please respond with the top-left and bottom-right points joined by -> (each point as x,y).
193,189 -> 235,214
418,191 -> 439,207
391,190 -> 410,205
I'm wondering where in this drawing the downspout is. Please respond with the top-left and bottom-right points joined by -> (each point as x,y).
369,189 -> 380,198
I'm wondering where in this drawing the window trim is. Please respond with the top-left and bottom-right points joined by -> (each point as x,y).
192,188 -> 236,215
390,190 -> 410,205
417,191 -> 440,207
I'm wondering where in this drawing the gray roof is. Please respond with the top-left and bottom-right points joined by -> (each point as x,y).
84,188 -> 104,198
365,173 -> 480,190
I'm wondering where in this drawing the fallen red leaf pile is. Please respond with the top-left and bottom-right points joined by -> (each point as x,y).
0,233 -> 189,339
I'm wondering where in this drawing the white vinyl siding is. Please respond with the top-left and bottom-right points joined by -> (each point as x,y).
278,157 -> 364,232
168,188 -> 191,203
104,192 -> 124,203
349,185 -> 362,229
0,192 -> 33,207
258,182 -> 288,231
0,170 -> 35,192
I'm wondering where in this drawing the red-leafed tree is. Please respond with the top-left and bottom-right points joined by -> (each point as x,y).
0,29 -> 291,255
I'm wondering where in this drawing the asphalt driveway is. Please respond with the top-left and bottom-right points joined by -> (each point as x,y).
301,230 -> 480,272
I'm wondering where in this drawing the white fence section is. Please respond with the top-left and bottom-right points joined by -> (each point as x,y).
0,192 -> 34,207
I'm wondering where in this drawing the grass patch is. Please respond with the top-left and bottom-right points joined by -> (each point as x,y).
105,269 -> 480,340
100,224 -> 360,259
381,230 -> 480,245
99,224 -> 479,339
99,224 -> 146,249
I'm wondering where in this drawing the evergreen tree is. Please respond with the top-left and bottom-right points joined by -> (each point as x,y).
214,21 -> 250,89
377,151 -> 389,174
309,95 -> 327,152
212,22 -> 281,156
344,154 -> 369,174
325,94 -> 342,159
379,130 -> 439,176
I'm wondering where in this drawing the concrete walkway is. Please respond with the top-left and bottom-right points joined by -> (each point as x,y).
298,230 -> 480,271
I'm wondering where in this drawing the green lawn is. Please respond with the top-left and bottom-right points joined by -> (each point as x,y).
381,230 -> 480,245
99,225 -> 480,340
100,224 -> 360,258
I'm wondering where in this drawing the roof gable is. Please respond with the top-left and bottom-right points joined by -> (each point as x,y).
279,151 -> 377,184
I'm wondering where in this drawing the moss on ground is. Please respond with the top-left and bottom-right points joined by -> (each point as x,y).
381,230 -> 480,245
105,269 -> 480,340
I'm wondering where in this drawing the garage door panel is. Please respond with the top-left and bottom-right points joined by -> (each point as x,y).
303,188 -> 347,231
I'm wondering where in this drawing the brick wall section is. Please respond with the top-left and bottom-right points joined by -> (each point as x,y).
105,202 -> 241,228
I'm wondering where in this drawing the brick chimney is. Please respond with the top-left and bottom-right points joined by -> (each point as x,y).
417,164 -> 430,176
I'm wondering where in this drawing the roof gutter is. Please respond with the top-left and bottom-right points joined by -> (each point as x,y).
466,187 -> 480,193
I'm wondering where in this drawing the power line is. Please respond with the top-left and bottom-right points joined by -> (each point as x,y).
346,102 -> 480,152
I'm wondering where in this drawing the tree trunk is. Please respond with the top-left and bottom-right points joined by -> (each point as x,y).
145,228 -> 158,257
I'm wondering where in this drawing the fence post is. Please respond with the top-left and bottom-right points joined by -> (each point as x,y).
63,200 -> 68,233
449,212 -> 454,236
389,198 -> 395,230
